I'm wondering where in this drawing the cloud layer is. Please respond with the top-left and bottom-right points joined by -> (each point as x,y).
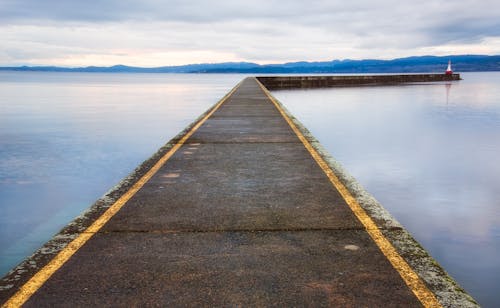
1,0 -> 499,66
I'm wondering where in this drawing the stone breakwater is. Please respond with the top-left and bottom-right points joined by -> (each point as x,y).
257,74 -> 461,90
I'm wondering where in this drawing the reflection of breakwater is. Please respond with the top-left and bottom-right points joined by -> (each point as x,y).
446,83 -> 452,106
257,74 -> 461,90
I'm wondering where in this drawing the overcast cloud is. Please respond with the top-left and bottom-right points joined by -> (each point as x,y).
1,0 -> 499,66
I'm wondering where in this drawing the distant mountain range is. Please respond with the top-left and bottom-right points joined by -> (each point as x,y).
1,55 -> 499,73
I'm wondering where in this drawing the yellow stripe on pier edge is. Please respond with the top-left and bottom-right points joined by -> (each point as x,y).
255,77 -> 442,308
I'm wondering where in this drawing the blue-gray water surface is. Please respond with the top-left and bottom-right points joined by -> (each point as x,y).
273,72 -> 500,307
0,72 -> 244,277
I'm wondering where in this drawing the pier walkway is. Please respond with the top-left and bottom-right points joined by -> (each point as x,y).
3,77 -> 461,307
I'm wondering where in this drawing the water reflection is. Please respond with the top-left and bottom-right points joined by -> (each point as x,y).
0,72 -> 245,276
445,83 -> 451,106
273,73 -> 500,307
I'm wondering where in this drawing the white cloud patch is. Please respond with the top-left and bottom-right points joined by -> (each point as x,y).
0,0 -> 499,66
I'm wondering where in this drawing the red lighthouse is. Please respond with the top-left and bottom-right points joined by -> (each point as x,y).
445,60 -> 453,75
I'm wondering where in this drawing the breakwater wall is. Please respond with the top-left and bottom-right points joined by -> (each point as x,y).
257,74 -> 461,90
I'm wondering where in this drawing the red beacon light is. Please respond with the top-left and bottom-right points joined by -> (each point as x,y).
445,60 -> 453,75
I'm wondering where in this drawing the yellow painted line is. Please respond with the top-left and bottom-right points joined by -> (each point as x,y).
2,80 -> 243,308
255,77 -> 442,308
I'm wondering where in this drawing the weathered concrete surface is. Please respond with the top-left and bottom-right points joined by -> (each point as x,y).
102,143 -> 362,232
0,77 -> 477,307
257,74 -> 461,90
23,231 -> 420,307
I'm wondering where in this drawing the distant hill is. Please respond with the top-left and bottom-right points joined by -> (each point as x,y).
1,55 -> 499,73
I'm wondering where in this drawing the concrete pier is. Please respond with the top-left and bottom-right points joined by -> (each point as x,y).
257,73 -> 461,90
1,77 -> 475,307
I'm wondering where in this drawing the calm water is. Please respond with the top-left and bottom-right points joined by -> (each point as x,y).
273,72 -> 500,307
0,72 -> 244,276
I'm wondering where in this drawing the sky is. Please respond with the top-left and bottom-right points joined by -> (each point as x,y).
1,0 -> 499,67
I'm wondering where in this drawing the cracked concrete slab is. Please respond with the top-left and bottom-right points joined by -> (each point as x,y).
102,142 -> 362,232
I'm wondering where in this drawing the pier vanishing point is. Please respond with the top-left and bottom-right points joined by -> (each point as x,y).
1,74 -> 478,307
